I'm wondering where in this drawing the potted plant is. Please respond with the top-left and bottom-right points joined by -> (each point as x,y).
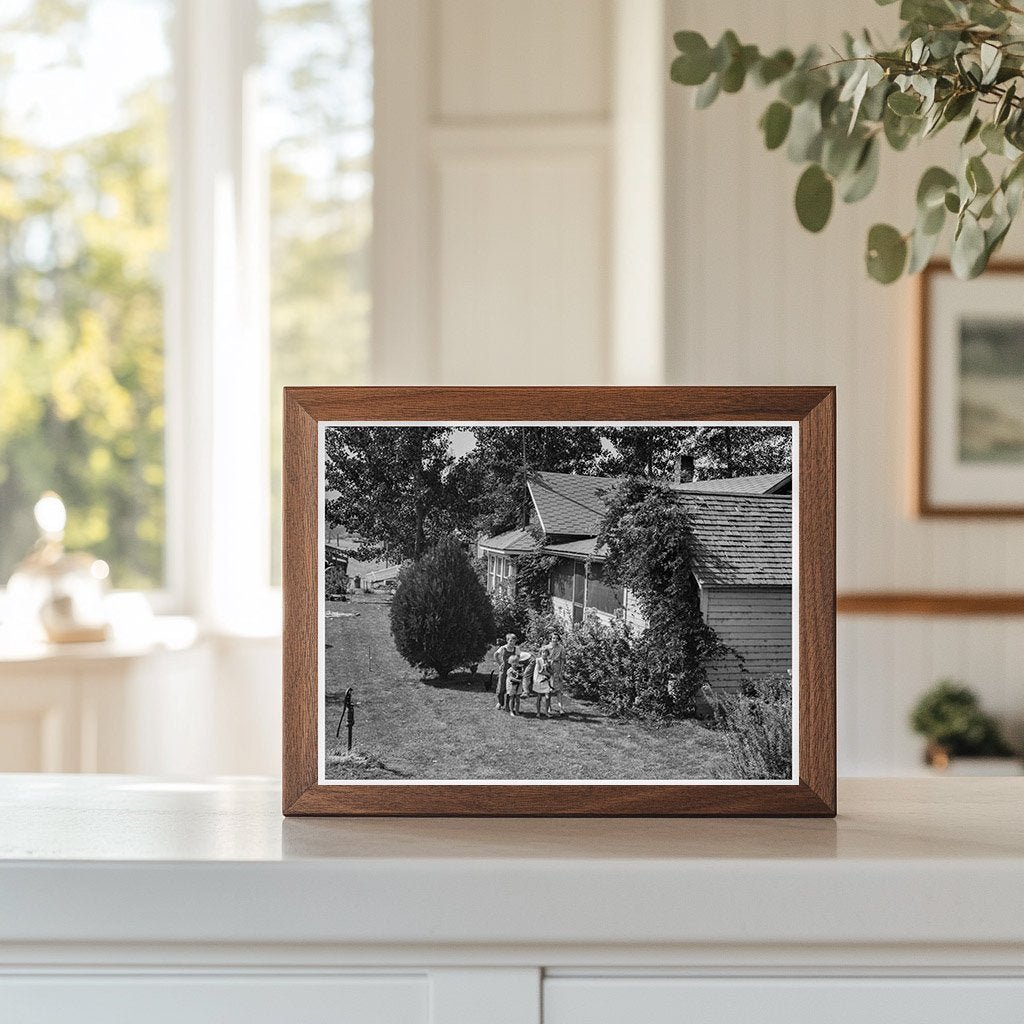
909,679 -> 1019,772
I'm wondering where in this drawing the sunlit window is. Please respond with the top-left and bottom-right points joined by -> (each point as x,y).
0,0 -> 171,589
261,0 -> 373,582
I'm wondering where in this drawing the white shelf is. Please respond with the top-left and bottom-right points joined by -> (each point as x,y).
0,775 -> 1022,954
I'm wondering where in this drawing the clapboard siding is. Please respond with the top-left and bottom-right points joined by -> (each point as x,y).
703,586 -> 792,688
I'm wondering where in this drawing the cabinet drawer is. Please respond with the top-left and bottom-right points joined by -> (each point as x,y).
0,973 -> 428,1024
544,977 -> 1024,1024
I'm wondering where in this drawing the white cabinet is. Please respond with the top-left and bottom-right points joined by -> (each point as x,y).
544,977 -> 1024,1024
0,975 -> 429,1024
1,777 -> 1022,1022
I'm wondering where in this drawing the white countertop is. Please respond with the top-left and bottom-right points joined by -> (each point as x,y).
0,775 -> 1022,953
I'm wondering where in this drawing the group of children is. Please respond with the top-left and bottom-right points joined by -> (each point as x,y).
493,632 -> 566,718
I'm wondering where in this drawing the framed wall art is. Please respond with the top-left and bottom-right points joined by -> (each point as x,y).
282,387 -> 836,816
917,261 -> 1024,517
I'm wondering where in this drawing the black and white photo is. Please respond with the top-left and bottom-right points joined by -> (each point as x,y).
318,422 -> 797,784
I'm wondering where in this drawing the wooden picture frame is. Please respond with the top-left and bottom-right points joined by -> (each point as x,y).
916,260 -> 1024,517
283,387 -> 836,817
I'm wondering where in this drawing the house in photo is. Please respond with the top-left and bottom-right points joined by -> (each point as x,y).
478,469 -> 793,688
476,527 -> 536,597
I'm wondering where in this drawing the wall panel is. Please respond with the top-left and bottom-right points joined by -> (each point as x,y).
436,149 -> 608,384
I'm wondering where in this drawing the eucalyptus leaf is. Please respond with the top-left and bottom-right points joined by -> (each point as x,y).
721,45 -> 758,93
711,31 -> 740,73
908,221 -> 942,273
1003,158 -> 1024,214
917,166 -> 957,209
951,212 -> 986,278
884,106 -> 919,149
842,137 -> 881,203
921,201 -> 946,235
996,82 -> 1017,124
861,80 -> 892,122
795,164 -> 834,232
866,223 -> 908,283
962,115 -> 983,145
970,2 -> 1009,30
942,92 -> 974,122
760,101 -> 793,150
754,49 -> 795,87
981,122 -> 1005,155
888,90 -> 921,115
694,73 -> 721,109
966,154 -> 995,196
822,128 -> 864,178
779,74 -> 807,106
980,41 -> 1002,86
671,52 -> 711,87
787,101 -> 824,162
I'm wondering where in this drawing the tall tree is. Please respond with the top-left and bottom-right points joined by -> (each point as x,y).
0,0 -> 169,587
688,426 -> 792,479
463,426 -> 602,535
324,426 -> 454,562
597,426 -> 692,478
389,536 -> 495,679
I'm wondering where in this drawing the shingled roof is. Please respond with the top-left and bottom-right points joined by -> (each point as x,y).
526,471 -> 622,537
682,493 -> 792,587
527,471 -> 792,587
478,527 -> 539,555
541,536 -> 606,559
673,471 -> 791,495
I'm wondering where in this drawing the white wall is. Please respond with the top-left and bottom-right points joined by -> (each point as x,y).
374,0 -> 612,384
367,0 -> 1024,775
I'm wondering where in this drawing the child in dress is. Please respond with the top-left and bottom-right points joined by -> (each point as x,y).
532,649 -> 552,717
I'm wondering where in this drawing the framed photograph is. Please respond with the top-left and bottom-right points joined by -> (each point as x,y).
283,387 -> 835,816
917,261 -> 1024,516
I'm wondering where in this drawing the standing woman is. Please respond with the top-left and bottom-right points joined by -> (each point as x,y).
494,633 -> 517,710
547,635 -> 567,714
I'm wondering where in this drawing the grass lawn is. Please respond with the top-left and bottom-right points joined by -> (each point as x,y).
324,595 -> 735,781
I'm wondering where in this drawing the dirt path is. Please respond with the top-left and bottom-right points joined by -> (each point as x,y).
324,596 -> 732,781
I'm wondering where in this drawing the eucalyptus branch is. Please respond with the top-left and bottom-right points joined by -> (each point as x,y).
670,0 -> 1024,283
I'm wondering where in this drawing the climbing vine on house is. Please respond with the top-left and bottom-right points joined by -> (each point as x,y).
598,479 -> 729,718
671,0 -> 1024,282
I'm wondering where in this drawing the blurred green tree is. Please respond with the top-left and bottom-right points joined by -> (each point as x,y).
0,0 -> 169,587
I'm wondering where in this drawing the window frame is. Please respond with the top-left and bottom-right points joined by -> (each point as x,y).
159,0 -> 276,631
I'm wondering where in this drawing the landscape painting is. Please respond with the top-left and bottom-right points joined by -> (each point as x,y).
959,316 -> 1024,463
319,423 -> 797,784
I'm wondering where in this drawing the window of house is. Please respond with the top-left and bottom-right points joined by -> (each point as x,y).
0,0 -> 172,590
585,563 -> 624,616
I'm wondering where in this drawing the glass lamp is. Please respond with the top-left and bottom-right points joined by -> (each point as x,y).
6,493 -> 111,644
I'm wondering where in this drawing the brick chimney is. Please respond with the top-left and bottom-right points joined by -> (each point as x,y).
673,454 -> 695,484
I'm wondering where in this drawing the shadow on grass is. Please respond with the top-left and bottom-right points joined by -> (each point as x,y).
420,671 -> 495,693
516,709 -> 608,725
